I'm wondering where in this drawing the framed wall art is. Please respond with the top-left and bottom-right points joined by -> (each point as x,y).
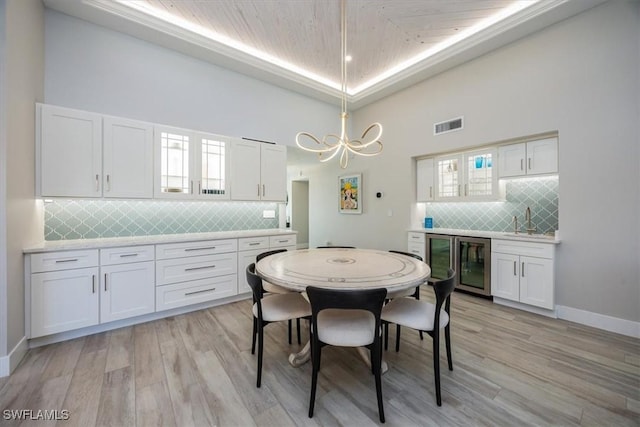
339,173 -> 362,214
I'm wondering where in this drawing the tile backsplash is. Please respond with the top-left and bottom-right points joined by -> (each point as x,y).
424,177 -> 558,233
44,200 -> 280,241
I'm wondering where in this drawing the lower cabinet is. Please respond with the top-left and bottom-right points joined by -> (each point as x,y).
156,275 -> 237,311
491,239 -> 555,310
100,261 -> 155,323
237,235 -> 297,294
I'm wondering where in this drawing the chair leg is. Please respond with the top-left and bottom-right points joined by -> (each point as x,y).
372,340 -> 385,423
288,319 -> 292,344
297,318 -> 301,344
251,317 -> 257,355
419,330 -> 424,340
433,330 -> 442,406
445,324 -> 453,371
395,324 -> 401,352
309,341 -> 321,418
384,322 -> 389,351
257,324 -> 264,388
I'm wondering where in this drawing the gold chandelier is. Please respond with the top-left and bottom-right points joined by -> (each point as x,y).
295,0 -> 383,169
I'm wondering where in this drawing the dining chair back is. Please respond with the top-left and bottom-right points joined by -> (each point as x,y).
246,263 -> 311,388
306,286 -> 387,423
381,268 -> 456,406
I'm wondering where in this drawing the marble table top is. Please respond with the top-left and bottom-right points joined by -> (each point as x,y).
256,248 -> 431,293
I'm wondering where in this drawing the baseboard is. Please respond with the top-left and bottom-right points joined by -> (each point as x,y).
556,305 -> 640,338
493,297 -> 557,318
0,335 -> 28,377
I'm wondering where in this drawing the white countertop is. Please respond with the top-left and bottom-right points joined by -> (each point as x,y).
24,229 -> 297,253
409,228 -> 560,244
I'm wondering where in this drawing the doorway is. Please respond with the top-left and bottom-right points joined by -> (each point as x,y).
291,180 -> 309,249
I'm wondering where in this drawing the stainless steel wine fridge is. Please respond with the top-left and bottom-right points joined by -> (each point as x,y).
424,234 -> 492,297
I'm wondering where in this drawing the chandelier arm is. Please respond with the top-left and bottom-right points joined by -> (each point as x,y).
296,132 -> 340,153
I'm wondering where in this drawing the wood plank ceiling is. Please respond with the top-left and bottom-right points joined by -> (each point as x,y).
138,0 -> 518,91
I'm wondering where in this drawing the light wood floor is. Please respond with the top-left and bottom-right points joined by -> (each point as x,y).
1,291 -> 638,426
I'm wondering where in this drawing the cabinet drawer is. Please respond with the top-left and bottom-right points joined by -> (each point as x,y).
238,236 -> 269,251
31,250 -> 99,273
156,239 -> 237,260
407,242 -> 426,260
156,252 -> 237,285
156,275 -> 237,311
269,235 -> 296,248
100,245 -> 155,265
408,232 -> 426,244
492,239 -> 554,258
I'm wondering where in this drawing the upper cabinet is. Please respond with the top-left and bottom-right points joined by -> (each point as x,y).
154,126 -> 231,200
498,137 -> 558,178
429,147 -> 498,202
416,158 -> 435,202
230,139 -> 286,202
39,104 -> 103,198
38,104 -> 153,199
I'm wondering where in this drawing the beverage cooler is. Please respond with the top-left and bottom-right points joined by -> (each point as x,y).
425,234 -> 492,297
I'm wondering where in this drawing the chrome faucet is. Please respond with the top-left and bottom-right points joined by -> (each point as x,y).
525,206 -> 537,235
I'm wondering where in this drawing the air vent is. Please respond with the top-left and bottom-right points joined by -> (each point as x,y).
434,117 -> 463,135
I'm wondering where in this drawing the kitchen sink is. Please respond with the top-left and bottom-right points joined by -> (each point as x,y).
502,232 -> 554,240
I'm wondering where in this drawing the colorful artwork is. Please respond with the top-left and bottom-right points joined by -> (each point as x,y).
339,174 -> 362,214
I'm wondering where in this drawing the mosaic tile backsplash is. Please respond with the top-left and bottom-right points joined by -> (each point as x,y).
424,177 -> 559,233
45,200 -> 280,240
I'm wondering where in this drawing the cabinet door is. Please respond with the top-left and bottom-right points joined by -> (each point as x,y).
230,139 -> 261,200
498,143 -> 526,178
154,126 -> 195,198
238,249 -> 261,294
100,261 -> 155,323
40,105 -> 102,197
31,267 -> 99,338
103,117 -> 154,198
260,144 -> 287,201
527,138 -> 558,176
416,158 -> 435,202
435,154 -> 463,200
519,256 -> 554,309
196,133 -> 230,200
491,253 -> 520,302
464,148 -> 497,200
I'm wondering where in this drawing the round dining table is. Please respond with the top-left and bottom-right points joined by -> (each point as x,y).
255,247 -> 431,370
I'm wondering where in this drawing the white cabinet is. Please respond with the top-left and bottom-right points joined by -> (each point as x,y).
416,158 -> 435,202
38,104 -> 102,198
30,250 -> 100,338
491,239 -> 555,310
230,140 -> 287,201
99,246 -> 155,323
498,137 -> 558,178
154,126 -> 231,200
38,104 -> 154,198
103,117 -> 154,198
237,235 -> 296,294
407,232 -> 426,261
155,239 -> 238,310
433,148 -> 497,201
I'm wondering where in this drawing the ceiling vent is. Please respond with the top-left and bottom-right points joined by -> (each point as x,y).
434,116 -> 463,135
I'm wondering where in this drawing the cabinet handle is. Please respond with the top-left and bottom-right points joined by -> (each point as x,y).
55,258 -> 78,263
249,242 -> 261,246
277,240 -> 288,243
458,185 -> 461,196
106,174 -> 111,191
185,265 -> 216,272
522,262 -> 525,277
185,246 -> 216,252
198,181 -> 202,195
520,159 -> 524,171
104,273 -> 108,291
257,184 -> 260,197
185,288 -> 216,296
190,180 -> 194,194
95,174 -> 100,192
513,261 -> 517,276
464,184 -> 468,197
528,158 -> 532,170
429,186 -> 433,198
119,253 -> 138,258
262,184 -> 265,197
92,275 -> 96,293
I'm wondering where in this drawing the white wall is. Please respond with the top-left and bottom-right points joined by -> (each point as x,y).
308,0 -> 640,323
44,10 -> 337,144
1,0 -> 44,367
